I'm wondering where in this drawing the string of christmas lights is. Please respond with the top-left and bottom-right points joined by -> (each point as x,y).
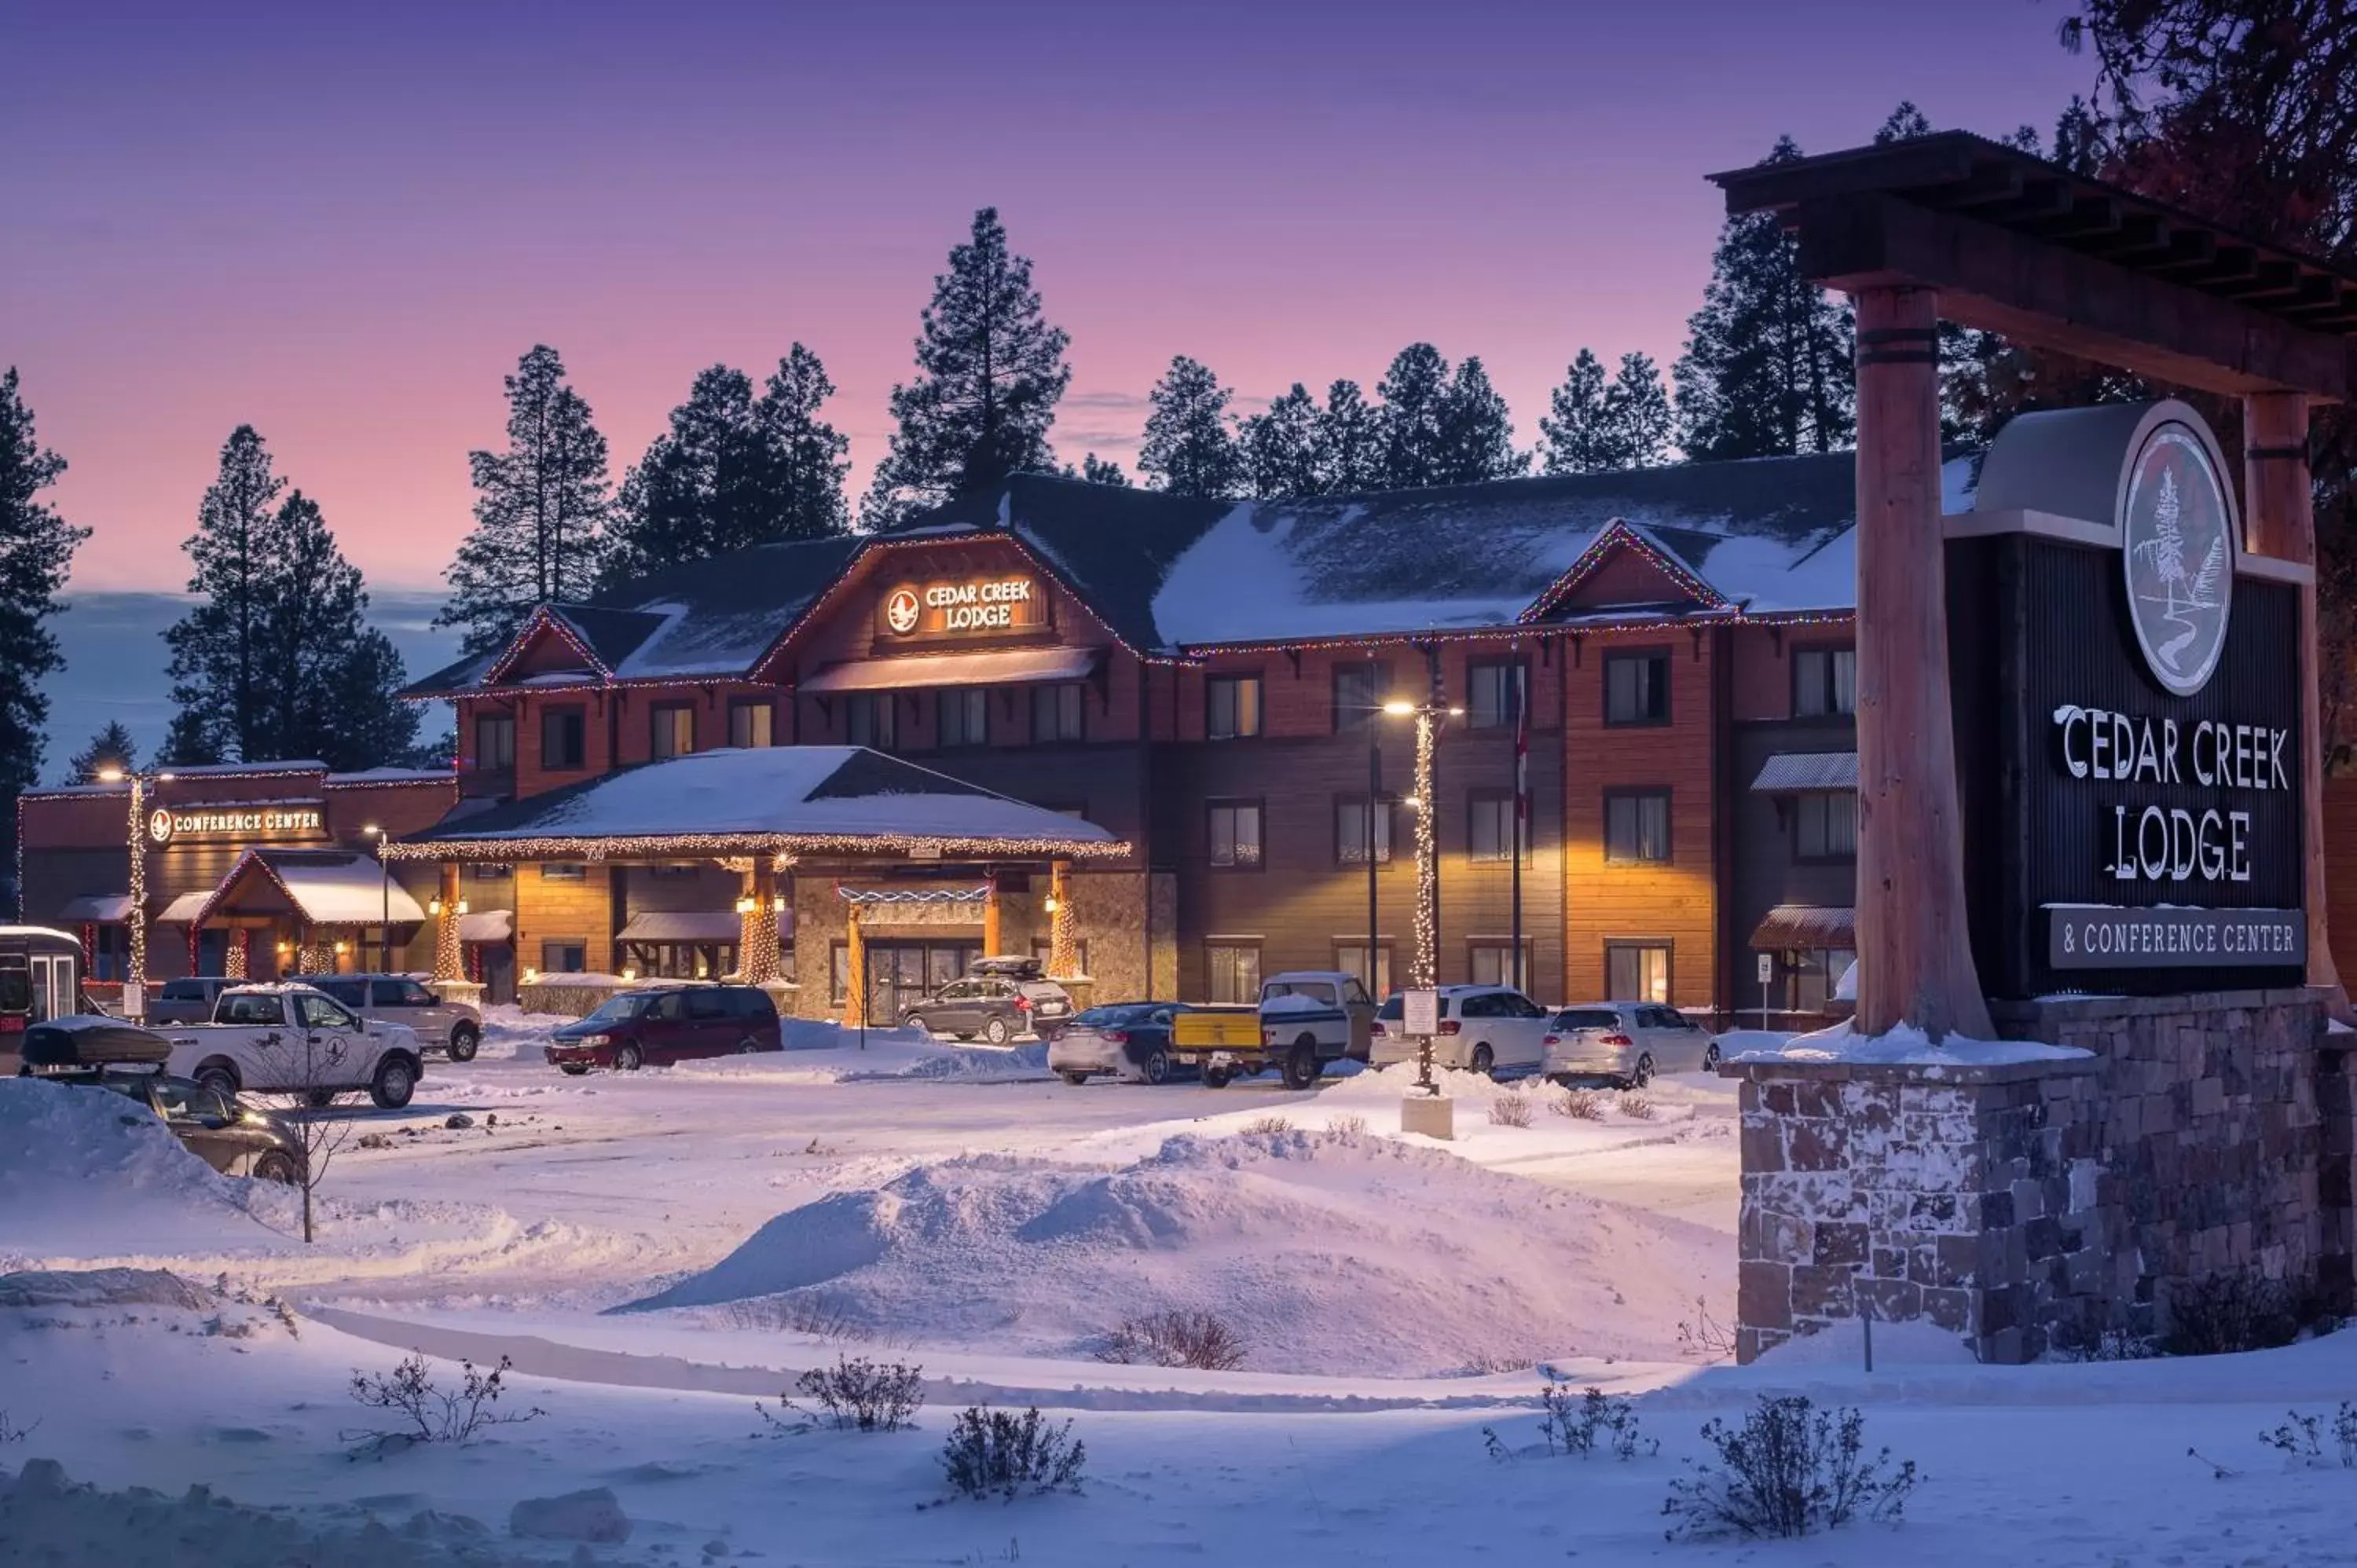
1410,709 -> 1439,987
381,833 -> 1128,863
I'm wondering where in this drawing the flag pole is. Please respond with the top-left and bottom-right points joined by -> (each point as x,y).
1510,658 -> 1527,992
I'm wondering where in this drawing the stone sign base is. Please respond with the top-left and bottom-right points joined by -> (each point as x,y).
1732,989 -> 2349,1365
1400,1095 -> 1455,1139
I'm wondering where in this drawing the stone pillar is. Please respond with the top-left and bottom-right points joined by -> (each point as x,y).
1851,285 -> 1990,1042
842,903 -> 868,1027
2244,391 -> 2341,1006
739,860 -> 781,985
983,877 -> 1003,957
1048,860 -> 1078,978
432,863 -> 464,984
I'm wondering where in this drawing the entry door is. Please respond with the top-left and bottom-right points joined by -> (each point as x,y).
30,954 -> 73,1022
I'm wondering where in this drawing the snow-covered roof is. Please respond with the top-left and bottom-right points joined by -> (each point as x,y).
325,768 -> 454,787
1748,904 -> 1857,950
1750,752 -> 1860,793
458,909 -> 514,943
618,910 -> 742,943
389,746 -> 1126,857
156,892 -> 211,925
201,849 -> 427,928
54,894 -> 133,924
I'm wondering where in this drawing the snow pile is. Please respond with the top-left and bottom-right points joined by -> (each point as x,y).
477,1004 -> 574,1061
621,1127 -> 1726,1375
667,1026 -> 1053,1085
0,1077 -> 261,1227
1725,1020 -> 2093,1071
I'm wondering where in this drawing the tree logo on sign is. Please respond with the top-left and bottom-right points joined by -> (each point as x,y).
2121,423 -> 2233,697
148,808 -> 175,845
884,588 -> 921,635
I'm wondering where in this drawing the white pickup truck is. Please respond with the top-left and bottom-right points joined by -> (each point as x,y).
163,982 -> 425,1110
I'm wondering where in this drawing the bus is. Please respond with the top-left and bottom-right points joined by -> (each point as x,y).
1,925 -> 85,1041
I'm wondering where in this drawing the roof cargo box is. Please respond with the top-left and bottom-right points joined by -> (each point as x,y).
20,1015 -> 174,1069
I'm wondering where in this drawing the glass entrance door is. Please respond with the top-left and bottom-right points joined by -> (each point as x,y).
855,941 -> 980,1021
30,954 -> 75,1022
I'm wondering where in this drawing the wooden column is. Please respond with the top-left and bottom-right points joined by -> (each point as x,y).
842,903 -> 868,1026
1049,859 -> 1078,978
982,877 -> 1002,957
1852,287 -> 1992,1042
432,863 -> 464,984
2244,391 -> 2343,1002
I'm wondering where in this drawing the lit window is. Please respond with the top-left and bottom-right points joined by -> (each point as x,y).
1208,674 -> 1263,739
651,705 -> 695,760
1604,791 -> 1671,863
1336,797 -> 1393,865
1206,943 -> 1262,1004
1469,943 -> 1530,988
729,700 -> 774,748
1336,943 -> 1392,998
1605,943 -> 1671,1004
1208,802 -> 1263,868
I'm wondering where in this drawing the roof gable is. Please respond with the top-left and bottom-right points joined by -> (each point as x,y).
1522,521 -> 1732,622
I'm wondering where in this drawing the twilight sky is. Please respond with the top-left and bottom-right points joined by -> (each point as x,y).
6,2 -> 2097,592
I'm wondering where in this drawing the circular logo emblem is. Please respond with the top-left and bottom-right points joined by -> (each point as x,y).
147,808 -> 174,844
884,588 -> 921,636
2121,422 -> 2234,698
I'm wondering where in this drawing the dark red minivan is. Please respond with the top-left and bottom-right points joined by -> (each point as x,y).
544,984 -> 783,1073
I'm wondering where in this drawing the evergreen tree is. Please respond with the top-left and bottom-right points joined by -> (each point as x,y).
1375,343 -> 1453,489
1138,355 -> 1243,498
1875,101 -> 1934,143
1539,349 -> 1614,474
1605,352 -> 1675,468
0,369 -> 86,815
1066,453 -> 1131,487
437,345 -> 612,655
163,426 -> 283,764
756,344 -> 851,540
861,208 -> 1071,526
68,721 -> 137,785
1672,137 -> 1856,460
603,365 -> 765,587
1240,383 -> 1323,498
1431,357 -> 1526,485
251,490 -> 419,770
1313,379 -> 1385,493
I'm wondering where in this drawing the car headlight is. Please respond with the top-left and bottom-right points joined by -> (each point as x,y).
572,1034 -> 609,1048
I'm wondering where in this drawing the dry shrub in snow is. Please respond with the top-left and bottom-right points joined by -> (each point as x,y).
1095,1310 -> 1246,1371
2165,1271 -> 2304,1357
763,1354 -> 924,1433
1323,1113 -> 1369,1139
2261,1403 -> 2357,1468
1618,1092 -> 1658,1121
1677,1296 -> 1737,1361
1552,1088 -> 1605,1121
1487,1092 -> 1534,1129
0,1410 -> 34,1443
940,1406 -> 1087,1500
1662,1396 -> 1919,1540
724,1293 -> 870,1343
344,1354 -> 543,1454
1239,1115 -> 1293,1136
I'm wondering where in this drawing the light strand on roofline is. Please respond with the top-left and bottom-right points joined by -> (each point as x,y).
379,832 -> 1129,863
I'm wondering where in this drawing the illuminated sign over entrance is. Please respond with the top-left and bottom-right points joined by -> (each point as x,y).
147,804 -> 325,845
877,577 -> 1048,639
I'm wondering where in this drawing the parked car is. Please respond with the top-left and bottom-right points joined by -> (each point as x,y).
1049,1002 -> 1203,1085
900,959 -> 1072,1045
90,1068 -> 306,1182
1541,1002 -> 1720,1088
544,984 -> 782,1073
149,976 -> 239,1025
294,973 -> 484,1061
1369,984 -> 1553,1075
159,982 -> 425,1110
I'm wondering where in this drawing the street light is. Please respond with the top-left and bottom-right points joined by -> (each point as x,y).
97,764 -> 174,1019
363,824 -> 388,972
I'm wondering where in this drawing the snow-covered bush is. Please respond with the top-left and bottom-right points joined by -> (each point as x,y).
2261,1403 -> 2357,1468
1323,1113 -> 1369,1139
1618,1092 -> 1657,1121
1552,1088 -> 1604,1121
1096,1310 -> 1245,1371
1662,1396 -> 1918,1539
2165,1272 -> 2304,1356
1488,1092 -> 1534,1128
940,1406 -> 1087,1500
1239,1115 -> 1292,1136
764,1355 -> 924,1433
344,1354 -> 544,1453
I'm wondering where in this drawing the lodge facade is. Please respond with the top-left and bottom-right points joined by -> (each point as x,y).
17,457 -> 1890,1024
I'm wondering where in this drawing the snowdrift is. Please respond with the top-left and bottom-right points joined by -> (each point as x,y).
620,1128 -> 1728,1376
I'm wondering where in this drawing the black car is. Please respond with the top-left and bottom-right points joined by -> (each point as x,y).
1047,1002 -> 1199,1085
63,1068 -> 305,1184
898,965 -> 1072,1045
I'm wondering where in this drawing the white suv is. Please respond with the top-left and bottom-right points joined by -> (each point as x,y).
1370,984 -> 1552,1075
1541,1002 -> 1719,1088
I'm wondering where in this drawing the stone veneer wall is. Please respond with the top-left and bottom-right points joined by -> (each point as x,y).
1733,988 -> 2350,1364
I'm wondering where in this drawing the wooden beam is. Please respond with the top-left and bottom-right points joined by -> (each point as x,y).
1789,193 -> 2352,400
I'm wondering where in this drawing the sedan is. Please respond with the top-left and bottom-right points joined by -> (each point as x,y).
1050,1002 -> 1197,1085
66,1068 -> 304,1183
1542,1002 -> 1721,1088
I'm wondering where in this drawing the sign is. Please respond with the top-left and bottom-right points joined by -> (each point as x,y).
876,577 -> 1049,640
1402,987 -> 1439,1038
2048,906 -> 2304,969
2121,422 -> 2234,698
146,804 -> 325,846
1757,952 -> 1773,986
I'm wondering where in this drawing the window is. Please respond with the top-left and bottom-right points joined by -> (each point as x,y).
541,705 -> 586,770
1794,647 -> 1859,718
846,692 -> 896,750
1468,793 -> 1525,863
938,688 -> 988,748
1208,801 -> 1263,868
1467,661 -> 1527,731
1336,797 -> 1393,865
297,992 -> 354,1029
1336,942 -> 1392,998
541,862 -> 586,882
1207,674 -> 1263,740
1333,663 -> 1390,733
466,863 -> 511,882
475,714 -> 515,771
369,980 -> 409,1007
1030,938 -> 1089,976
1032,683 -> 1085,742
728,699 -> 775,749
540,940 -> 587,973
1605,942 -> 1672,1004
1469,943 -> 1535,989
1604,652 -> 1670,726
1206,943 -> 1263,1004
651,704 -> 695,760
1604,790 -> 1671,864
1782,947 -> 1857,1014
1796,793 -> 1859,859
686,989 -> 730,1021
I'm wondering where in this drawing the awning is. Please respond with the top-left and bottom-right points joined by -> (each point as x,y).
56,894 -> 134,923
618,910 -> 743,944
199,849 -> 428,928
1750,752 -> 1859,793
459,910 -> 514,943
157,892 -> 211,925
799,646 -> 1099,694
1749,905 -> 1857,951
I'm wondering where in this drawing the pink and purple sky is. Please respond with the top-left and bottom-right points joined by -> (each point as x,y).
8,2 -> 2096,592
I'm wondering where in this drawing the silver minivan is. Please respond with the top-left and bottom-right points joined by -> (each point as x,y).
1541,1002 -> 1720,1088
295,973 -> 484,1061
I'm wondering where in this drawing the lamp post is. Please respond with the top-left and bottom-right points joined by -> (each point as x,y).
1382,696 -> 1460,1098
97,764 -> 174,1020
363,824 -> 388,972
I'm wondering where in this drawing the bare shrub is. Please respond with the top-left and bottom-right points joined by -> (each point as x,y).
1487,1092 -> 1534,1128
345,1354 -> 543,1453
761,1354 -> 924,1434
2165,1272 -> 2303,1357
1453,1350 -> 1534,1378
1618,1092 -> 1658,1121
722,1293 -> 871,1343
940,1406 -> 1087,1500
1677,1296 -> 1737,1361
2261,1403 -> 2357,1468
1323,1113 -> 1369,1139
1095,1310 -> 1245,1372
1239,1115 -> 1292,1136
0,1411 -> 35,1443
1552,1088 -> 1604,1121
1662,1396 -> 1919,1540
1537,1378 -> 1654,1460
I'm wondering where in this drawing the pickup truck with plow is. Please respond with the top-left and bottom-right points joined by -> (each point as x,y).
1169,970 -> 1379,1090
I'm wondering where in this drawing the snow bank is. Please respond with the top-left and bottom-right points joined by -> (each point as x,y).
1725,1019 -> 2093,1070
0,1076 -> 263,1232
619,1127 -> 1727,1376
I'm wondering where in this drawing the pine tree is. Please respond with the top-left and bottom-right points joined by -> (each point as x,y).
163,426 -> 284,764
1875,101 -> 1934,143
756,344 -> 851,540
1539,349 -> 1614,474
1313,380 -> 1384,494
68,721 -> 138,785
861,208 -> 1071,526
1604,352 -> 1675,468
1431,357 -> 1526,485
1376,344 -> 1453,489
1240,383 -> 1323,498
603,365 -> 765,587
1672,137 -> 1856,461
438,346 -> 612,655
1066,453 -> 1131,487
1138,356 -> 1243,498
251,490 -> 419,770
0,369 -> 86,814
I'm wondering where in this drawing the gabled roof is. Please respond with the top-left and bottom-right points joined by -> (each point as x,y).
195,848 -> 429,929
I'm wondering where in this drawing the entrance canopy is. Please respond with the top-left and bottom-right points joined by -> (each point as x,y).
385,746 -> 1127,862
196,848 -> 426,929
800,646 -> 1100,694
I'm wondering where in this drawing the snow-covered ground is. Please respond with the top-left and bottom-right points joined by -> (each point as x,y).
5,1006 -> 2354,1564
